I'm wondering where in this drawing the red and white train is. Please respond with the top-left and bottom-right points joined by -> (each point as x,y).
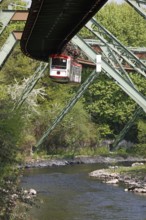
49,54 -> 82,83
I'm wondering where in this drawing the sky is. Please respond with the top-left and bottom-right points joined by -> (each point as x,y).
108,0 -> 124,3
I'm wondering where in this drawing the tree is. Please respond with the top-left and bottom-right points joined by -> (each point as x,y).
0,1 -> 39,217
0,99 -> 27,219
80,2 -> 146,142
95,2 -> 146,47
30,78 -> 98,153
84,73 -> 137,137
0,0 -> 27,10
0,0 -> 11,9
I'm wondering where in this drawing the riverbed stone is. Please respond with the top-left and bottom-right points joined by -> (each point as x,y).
23,156 -> 146,169
106,179 -> 119,184
125,186 -> 146,193
89,166 -> 146,195
131,162 -> 144,167
89,169 -> 120,184
29,188 -> 37,195
134,188 -> 146,193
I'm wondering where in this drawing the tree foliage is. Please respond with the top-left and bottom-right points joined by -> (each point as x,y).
84,73 -> 137,136
95,2 -> 146,47
81,2 -> 146,141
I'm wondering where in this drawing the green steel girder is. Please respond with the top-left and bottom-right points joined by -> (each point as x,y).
85,18 -> 146,149
14,62 -> 48,110
36,69 -> 100,148
0,32 -> 17,68
86,18 -> 146,78
1,8 -> 146,148
85,22 -> 136,86
106,46 -> 135,87
125,0 -> 146,19
36,34 -> 146,148
71,35 -> 146,112
0,10 -> 15,35
111,107 -> 143,150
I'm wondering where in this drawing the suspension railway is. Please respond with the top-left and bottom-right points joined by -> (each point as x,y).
1,0 -> 146,148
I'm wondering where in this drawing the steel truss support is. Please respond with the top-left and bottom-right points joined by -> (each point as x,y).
85,18 -> 146,149
111,106 -> 143,150
0,32 -> 17,68
86,18 -> 146,79
0,10 -> 15,35
125,0 -> 146,19
0,10 -> 28,35
14,62 -> 48,110
72,35 -> 146,112
36,34 -> 146,148
36,69 -> 100,148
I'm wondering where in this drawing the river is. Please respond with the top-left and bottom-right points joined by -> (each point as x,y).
22,163 -> 146,220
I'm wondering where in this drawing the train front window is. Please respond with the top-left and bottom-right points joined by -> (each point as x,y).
52,58 -> 67,69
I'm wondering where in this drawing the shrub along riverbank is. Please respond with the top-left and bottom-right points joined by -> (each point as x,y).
24,153 -> 146,168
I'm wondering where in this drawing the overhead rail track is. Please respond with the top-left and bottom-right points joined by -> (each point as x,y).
20,0 -> 108,61
0,31 -> 96,69
125,0 -> 146,19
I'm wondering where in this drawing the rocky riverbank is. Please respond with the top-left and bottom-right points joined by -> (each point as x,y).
89,162 -> 146,194
22,156 -> 146,195
23,155 -> 146,168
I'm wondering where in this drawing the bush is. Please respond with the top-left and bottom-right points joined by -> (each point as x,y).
132,144 -> 146,157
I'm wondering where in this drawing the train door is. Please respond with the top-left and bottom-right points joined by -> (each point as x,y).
70,62 -> 82,83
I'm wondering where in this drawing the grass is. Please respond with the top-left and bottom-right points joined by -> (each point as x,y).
31,146 -> 111,160
108,164 -> 146,180
31,145 -> 146,162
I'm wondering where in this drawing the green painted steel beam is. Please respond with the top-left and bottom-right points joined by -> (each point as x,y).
125,0 -> 146,19
111,107 -> 143,150
86,18 -> 146,78
14,62 -> 48,110
73,34 -> 146,150
36,69 -> 100,148
84,18 -> 146,149
0,32 -> 17,68
0,10 -> 15,35
36,32 -> 146,148
72,35 -> 146,112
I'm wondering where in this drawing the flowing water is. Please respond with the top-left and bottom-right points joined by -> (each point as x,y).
22,163 -> 146,220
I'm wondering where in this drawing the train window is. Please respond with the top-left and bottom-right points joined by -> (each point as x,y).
52,58 -> 67,69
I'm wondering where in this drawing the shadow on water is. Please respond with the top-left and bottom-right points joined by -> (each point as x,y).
21,164 -> 146,220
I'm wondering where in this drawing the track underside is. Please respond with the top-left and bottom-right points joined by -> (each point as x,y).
20,0 -> 107,62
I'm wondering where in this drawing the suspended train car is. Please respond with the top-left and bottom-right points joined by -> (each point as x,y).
49,54 -> 82,83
